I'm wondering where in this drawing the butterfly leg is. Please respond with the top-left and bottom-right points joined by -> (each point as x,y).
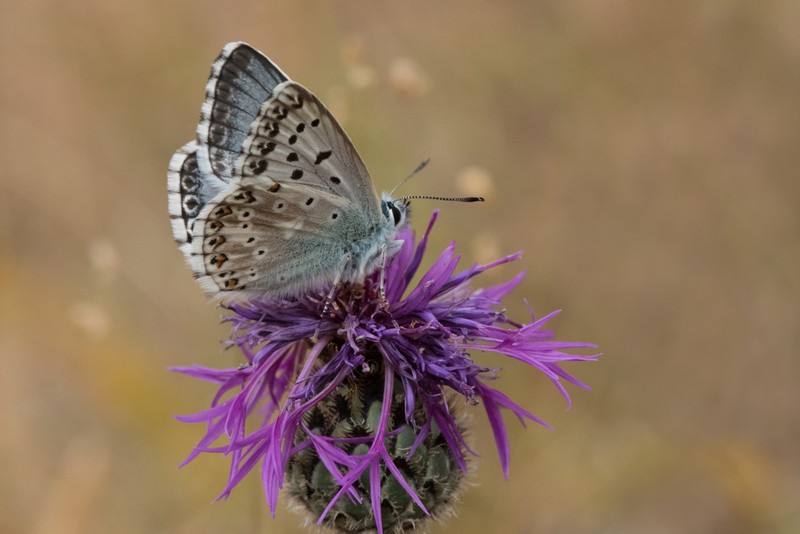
377,244 -> 401,330
377,238 -> 405,307
378,244 -> 390,310
321,253 -> 352,317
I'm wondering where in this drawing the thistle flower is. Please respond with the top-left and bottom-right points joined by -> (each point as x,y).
173,211 -> 598,533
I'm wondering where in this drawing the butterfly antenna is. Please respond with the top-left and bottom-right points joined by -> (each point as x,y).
390,158 -> 431,197
398,194 -> 485,203
391,158 -> 485,202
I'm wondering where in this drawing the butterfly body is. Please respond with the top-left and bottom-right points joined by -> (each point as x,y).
168,42 -> 409,301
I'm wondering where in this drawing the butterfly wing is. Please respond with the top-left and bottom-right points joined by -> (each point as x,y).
169,42 -> 289,253
196,42 -> 289,182
234,81 -> 381,216
171,42 -> 388,299
186,177 -> 356,297
167,141 -> 226,254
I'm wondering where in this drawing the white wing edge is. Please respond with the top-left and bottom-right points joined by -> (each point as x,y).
167,141 -> 197,257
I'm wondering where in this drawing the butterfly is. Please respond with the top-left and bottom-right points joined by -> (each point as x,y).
168,42 -> 418,301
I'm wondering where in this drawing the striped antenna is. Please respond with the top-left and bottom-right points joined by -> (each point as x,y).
391,159 -> 485,203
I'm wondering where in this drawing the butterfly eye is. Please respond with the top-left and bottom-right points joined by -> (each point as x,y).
389,203 -> 403,226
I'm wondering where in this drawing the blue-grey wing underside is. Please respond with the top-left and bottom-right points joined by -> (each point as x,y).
168,41 -> 398,300
197,42 -> 289,182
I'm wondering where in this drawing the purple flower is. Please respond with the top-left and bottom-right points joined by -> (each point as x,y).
173,211 -> 598,532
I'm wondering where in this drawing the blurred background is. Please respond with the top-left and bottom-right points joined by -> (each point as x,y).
2,1 -> 798,532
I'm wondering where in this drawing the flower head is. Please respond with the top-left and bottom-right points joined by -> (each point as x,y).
173,211 -> 597,532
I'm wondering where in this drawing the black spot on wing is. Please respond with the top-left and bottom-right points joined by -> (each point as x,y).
314,150 -> 332,165
248,158 -> 268,175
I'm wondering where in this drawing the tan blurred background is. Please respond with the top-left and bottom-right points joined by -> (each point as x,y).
2,1 -> 798,533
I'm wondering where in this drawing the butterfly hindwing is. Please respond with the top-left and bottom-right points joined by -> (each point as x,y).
170,42 -> 409,301
167,141 -> 227,253
187,178 -> 352,297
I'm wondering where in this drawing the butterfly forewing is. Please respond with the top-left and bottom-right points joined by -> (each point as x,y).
170,42 -> 407,301
236,82 -> 380,214
197,42 -> 289,182
186,80 -> 389,298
